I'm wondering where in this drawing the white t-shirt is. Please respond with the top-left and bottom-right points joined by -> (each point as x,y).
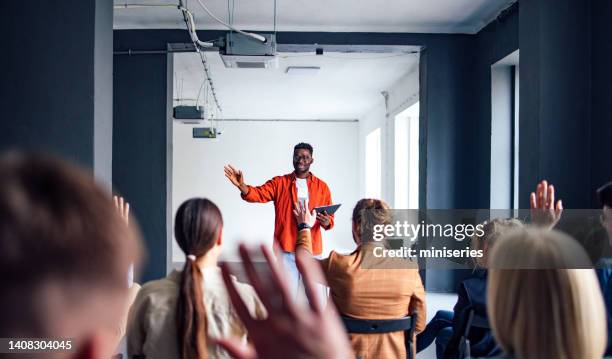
296,178 -> 309,203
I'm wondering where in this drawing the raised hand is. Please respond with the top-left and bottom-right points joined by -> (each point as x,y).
113,195 -> 130,225
293,200 -> 316,228
216,244 -> 353,359
224,164 -> 247,192
529,180 -> 563,229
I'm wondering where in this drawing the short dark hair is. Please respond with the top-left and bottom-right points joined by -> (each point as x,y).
294,142 -> 313,155
597,182 -> 612,207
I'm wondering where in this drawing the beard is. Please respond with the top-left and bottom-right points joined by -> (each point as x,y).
294,163 -> 310,174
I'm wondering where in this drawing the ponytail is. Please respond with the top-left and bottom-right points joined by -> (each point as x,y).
177,258 -> 208,359
174,198 -> 222,359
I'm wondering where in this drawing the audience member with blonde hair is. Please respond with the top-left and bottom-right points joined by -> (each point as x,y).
487,228 -> 606,359
294,198 -> 426,359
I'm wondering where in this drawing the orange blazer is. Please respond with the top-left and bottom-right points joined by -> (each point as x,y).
241,172 -> 334,255
297,230 -> 426,359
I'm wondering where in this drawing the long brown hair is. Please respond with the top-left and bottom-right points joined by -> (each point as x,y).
174,198 -> 223,359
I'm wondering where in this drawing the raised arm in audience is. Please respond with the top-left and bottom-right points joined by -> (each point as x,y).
216,244 -> 353,359
294,200 -> 317,254
111,195 -> 140,352
530,179 -> 563,229
113,195 -> 130,225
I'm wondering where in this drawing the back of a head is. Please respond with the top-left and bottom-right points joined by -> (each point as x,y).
487,228 -> 606,359
0,153 -> 141,351
174,198 -> 223,359
471,218 -> 523,267
352,198 -> 392,243
174,198 -> 223,258
598,181 -> 612,207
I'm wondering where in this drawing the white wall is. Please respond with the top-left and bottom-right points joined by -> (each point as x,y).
172,120 -> 359,262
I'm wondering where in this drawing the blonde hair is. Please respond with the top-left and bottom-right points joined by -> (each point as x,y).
487,229 -> 606,359
351,198 -> 392,243
471,218 -> 523,267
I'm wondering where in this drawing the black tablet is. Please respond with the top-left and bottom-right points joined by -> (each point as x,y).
314,204 -> 341,215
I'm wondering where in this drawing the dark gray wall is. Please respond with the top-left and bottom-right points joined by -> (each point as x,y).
0,0 -> 113,179
591,0 -> 612,207
474,5 -> 520,207
425,5 -> 519,292
419,35 -> 481,210
519,0 -> 592,208
113,54 -> 170,282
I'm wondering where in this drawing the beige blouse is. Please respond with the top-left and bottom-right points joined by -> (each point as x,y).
127,267 -> 265,359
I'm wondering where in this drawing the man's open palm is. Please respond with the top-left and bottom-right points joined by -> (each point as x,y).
224,164 -> 245,188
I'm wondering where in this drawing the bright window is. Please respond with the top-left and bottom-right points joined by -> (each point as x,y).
365,128 -> 382,199
394,102 -> 420,208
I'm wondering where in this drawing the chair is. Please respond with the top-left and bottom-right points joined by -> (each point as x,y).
443,307 -> 491,359
341,313 -> 417,359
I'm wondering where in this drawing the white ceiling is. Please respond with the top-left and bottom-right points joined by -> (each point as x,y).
173,51 -> 419,120
114,0 -> 516,34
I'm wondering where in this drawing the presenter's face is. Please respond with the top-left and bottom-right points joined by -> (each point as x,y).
293,149 -> 313,174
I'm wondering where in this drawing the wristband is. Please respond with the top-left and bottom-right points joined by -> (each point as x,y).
297,222 -> 311,231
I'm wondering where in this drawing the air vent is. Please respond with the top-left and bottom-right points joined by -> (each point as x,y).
237,62 -> 266,69
285,66 -> 321,76
221,54 -> 279,69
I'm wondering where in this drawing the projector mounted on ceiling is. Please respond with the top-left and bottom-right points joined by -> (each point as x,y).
220,33 -> 278,69
221,55 -> 279,69
173,105 -> 205,124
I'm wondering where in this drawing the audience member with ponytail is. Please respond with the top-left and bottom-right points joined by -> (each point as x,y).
127,198 -> 265,359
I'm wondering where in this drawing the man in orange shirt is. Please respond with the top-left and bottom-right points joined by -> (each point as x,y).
224,142 -> 334,295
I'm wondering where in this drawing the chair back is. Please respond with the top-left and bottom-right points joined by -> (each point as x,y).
341,313 -> 417,359
444,306 -> 491,359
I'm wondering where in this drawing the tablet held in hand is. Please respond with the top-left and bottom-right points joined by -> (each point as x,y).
314,204 -> 341,215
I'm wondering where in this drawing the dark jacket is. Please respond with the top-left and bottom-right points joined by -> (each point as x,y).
596,262 -> 612,356
450,269 -> 500,357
